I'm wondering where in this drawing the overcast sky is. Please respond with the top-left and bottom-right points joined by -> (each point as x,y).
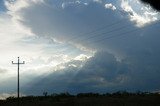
0,0 -> 160,99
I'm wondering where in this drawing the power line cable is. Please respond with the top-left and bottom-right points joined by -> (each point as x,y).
66,18 -> 126,42
85,21 -> 160,46
74,22 -> 131,42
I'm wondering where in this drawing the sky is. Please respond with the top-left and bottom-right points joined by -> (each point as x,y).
0,0 -> 160,99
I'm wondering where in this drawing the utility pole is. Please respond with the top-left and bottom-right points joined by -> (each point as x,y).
12,57 -> 25,106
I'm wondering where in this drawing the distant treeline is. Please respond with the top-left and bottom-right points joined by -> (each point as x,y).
6,91 -> 160,99
0,91 -> 160,106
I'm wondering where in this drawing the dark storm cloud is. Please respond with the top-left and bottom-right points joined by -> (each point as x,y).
24,50 -> 160,94
140,0 -> 160,11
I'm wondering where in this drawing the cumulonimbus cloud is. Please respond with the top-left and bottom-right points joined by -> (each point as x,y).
1,0 -> 160,95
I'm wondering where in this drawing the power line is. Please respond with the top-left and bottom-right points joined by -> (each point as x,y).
66,18 -> 126,42
85,21 -> 160,46
75,22 -> 130,42
49,19 -> 127,54
52,20 -> 159,55
62,20 -> 160,54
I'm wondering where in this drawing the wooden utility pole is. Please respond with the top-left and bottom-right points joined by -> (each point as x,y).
12,57 -> 25,106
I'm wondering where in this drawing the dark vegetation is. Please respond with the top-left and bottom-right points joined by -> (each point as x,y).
0,91 -> 160,106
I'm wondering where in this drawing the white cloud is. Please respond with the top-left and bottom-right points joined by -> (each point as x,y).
120,0 -> 160,27
93,0 -> 102,3
74,54 -> 91,61
61,0 -> 88,9
105,3 -> 116,10
0,13 -> 39,69
5,0 -> 29,12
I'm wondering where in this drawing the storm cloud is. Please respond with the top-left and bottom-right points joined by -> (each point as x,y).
24,50 -> 160,94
